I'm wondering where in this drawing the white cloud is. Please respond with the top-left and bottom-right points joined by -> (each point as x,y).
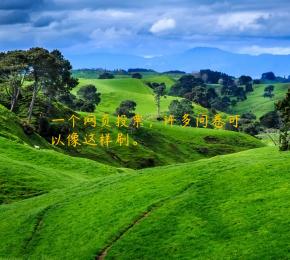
217,12 -> 270,31
239,45 -> 290,55
150,18 -> 176,33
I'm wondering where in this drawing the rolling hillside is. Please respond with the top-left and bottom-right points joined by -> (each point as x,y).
232,83 -> 290,118
0,136 -> 289,259
0,104 -> 262,170
72,78 -> 208,117
1,74 -> 289,260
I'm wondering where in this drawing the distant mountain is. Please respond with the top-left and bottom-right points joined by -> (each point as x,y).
67,47 -> 290,78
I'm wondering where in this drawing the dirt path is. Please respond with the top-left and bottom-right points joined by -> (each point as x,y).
95,182 -> 194,259
96,211 -> 150,260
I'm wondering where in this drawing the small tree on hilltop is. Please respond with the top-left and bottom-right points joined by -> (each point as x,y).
152,83 -> 166,119
98,72 -> 114,79
131,73 -> 142,79
115,100 -> 137,118
276,89 -> 290,151
264,85 -> 275,98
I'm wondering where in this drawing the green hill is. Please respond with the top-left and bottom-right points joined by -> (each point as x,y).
0,139 -> 289,259
72,78 -> 208,117
0,103 -> 263,169
232,83 -> 290,118
142,75 -> 176,93
1,74 -> 289,259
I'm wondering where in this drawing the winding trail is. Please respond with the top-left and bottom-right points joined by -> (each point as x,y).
21,205 -> 52,255
95,182 -> 195,260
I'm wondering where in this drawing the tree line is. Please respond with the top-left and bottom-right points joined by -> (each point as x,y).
0,48 -> 78,122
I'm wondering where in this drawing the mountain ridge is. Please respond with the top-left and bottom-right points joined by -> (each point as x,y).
67,47 -> 290,78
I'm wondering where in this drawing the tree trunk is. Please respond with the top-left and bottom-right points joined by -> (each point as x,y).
10,73 -> 25,112
279,127 -> 289,151
157,96 -> 160,118
10,87 -> 20,112
28,82 -> 38,122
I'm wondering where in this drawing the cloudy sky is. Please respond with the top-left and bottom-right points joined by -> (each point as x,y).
1,0 -> 290,60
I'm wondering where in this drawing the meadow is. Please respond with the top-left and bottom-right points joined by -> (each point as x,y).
0,73 -> 290,259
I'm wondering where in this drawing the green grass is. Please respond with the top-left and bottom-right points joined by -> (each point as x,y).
55,114 -> 265,169
142,75 -> 176,93
0,101 -> 263,171
232,83 -> 290,118
107,147 -> 290,259
0,137 -> 119,204
1,75 -> 289,259
73,78 -> 171,116
72,78 -> 208,117
0,141 -> 289,259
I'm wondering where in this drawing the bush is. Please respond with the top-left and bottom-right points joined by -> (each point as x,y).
98,72 -> 114,79
115,100 -> 137,118
259,111 -> 281,129
131,73 -> 142,79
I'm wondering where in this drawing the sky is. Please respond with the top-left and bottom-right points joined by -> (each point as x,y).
1,0 -> 290,61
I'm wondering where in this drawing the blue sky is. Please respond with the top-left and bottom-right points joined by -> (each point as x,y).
1,0 -> 290,59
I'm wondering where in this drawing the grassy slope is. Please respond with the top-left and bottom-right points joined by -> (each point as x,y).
72,78 -> 207,117
45,114 -> 265,169
0,142 -> 289,259
142,75 -> 176,93
0,137 -> 120,204
232,83 -> 290,118
1,76 -> 288,259
107,147 -> 290,259
0,103 -> 263,171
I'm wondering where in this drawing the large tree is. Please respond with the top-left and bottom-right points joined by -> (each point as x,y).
26,48 -> 77,121
0,50 -> 28,111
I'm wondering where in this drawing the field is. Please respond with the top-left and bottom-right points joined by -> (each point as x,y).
0,135 -> 289,259
72,77 -> 208,119
232,83 -> 290,118
1,73 -> 290,259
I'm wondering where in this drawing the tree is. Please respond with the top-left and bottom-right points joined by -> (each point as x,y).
264,85 -> 275,98
242,122 -> 261,136
210,96 -> 231,111
98,72 -> 114,79
245,83 -> 254,92
152,83 -> 166,118
259,111 -> 281,129
238,75 -> 252,85
115,100 -> 137,118
199,69 -> 232,84
276,89 -> 290,150
131,73 -> 142,79
80,101 -> 96,112
26,48 -> 55,122
241,112 -> 256,120
190,86 -> 209,108
261,72 -> 276,81
169,75 -> 204,97
0,50 -> 28,111
234,87 -> 247,101
206,88 -> 218,100
77,84 -> 101,104
45,49 -> 78,113
26,48 -> 77,122
239,113 -> 261,136
168,99 -> 193,125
